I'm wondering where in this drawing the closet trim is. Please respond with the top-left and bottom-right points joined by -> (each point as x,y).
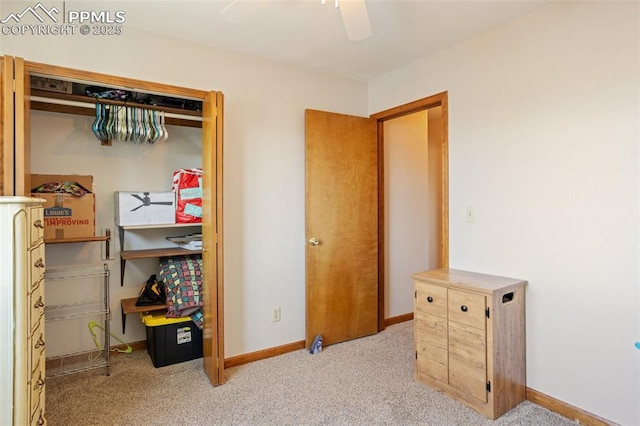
25,61 -> 208,100
19,58 -> 226,386
26,62 -> 206,129
1,56 -> 14,195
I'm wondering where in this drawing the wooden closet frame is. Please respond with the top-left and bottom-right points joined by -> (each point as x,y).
1,55 -> 225,386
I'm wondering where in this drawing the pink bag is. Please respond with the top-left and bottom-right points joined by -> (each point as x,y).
172,168 -> 202,223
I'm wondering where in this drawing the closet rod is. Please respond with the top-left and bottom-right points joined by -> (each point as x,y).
30,96 -> 203,122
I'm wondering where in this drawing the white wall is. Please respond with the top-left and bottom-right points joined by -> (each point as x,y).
427,107 -> 443,269
370,1 -> 639,425
384,111 -> 429,318
2,26 -> 368,358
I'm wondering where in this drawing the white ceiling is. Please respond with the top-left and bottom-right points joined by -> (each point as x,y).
119,0 -> 554,81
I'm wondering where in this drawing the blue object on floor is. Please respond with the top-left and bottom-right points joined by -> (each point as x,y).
635,342 -> 640,350
310,334 -> 323,354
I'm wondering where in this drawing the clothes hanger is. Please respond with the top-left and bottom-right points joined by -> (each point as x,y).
88,321 -> 132,354
124,106 -> 132,142
91,102 -> 172,145
140,107 -> 147,143
159,111 -> 169,144
92,103 -> 102,141
151,110 -> 161,144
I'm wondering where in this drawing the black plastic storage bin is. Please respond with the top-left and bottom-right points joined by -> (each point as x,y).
141,312 -> 203,368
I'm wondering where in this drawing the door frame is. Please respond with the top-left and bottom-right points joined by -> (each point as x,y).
8,56 -> 225,385
371,91 -> 449,331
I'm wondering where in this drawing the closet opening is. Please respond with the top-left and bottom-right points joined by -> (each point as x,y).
10,56 -> 224,387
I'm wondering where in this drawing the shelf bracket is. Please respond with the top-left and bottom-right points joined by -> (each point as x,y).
120,255 -> 126,286
102,228 -> 112,260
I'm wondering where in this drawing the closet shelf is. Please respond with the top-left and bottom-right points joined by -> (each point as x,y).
120,297 -> 166,334
121,247 -> 202,260
45,235 -> 110,244
120,247 -> 202,286
118,223 -> 202,286
30,89 -> 202,129
44,229 -> 112,260
46,349 -> 109,378
45,302 -> 109,322
44,264 -> 110,281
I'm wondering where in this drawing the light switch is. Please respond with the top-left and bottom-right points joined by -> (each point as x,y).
465,206 -> 475,223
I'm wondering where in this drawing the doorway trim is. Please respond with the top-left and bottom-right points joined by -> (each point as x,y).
371,91 -> 449,331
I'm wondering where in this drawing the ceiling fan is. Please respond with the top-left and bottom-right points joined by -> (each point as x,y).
220,0 -> 373,41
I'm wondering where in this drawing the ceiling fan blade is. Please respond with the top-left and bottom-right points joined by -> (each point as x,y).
340,0 -> 372,41
220,0 -> 270,24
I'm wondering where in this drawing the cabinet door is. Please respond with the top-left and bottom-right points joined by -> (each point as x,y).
447,289 -> 487,402
415,310 -> 448,382
414,281 -> 448,382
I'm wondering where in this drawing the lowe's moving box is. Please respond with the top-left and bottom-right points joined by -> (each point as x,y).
115,192 -> 176,226
30,174 -> 95,240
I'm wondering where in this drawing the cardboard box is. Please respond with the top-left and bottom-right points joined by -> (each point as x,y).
30,76 -> 73,94
141,312 -> 202,368
115,191 -> 176,226
30,174 -> 95,240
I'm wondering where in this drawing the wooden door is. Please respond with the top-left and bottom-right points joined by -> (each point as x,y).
202,91 -> 225,385
14,57 -> 30,196
305,109 -> 378,347
1,56 -> 15,195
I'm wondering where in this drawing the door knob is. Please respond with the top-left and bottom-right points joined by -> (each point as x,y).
306,237 -> 320,246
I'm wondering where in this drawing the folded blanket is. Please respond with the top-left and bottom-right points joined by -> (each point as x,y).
32,181 -> 91,196
158,255 -> 203,329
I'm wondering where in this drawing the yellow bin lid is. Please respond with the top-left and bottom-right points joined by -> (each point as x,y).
141,311 -> 192,327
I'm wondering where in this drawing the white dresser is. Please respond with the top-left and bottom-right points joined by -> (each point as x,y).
0,196 -> 47,425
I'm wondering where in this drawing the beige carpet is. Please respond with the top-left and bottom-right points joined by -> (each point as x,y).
46,321 -> 575,425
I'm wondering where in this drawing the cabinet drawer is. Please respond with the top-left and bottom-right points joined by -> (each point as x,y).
29,207 -> 44,246
30,322 -> 46,375
30,244 -> 46,286
31,406 -> 46,426
415,281 -> 447,318
448,289 -> 486,329
30,367 -> 46,418
30,282 -> 45,333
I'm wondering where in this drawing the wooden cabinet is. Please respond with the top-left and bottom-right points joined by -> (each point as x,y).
0,196 -> 46,425
412,268 -> 527,420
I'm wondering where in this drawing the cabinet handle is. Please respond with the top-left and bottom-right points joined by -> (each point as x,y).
37,410 -> 45,425
34,258 -> 45,268
34,296 -> 45,309
426,296 -> 433,303
460,305 -> 468,312
35,334 -> 45,349
34,219 -> 44,229
33,374 -> 45,390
